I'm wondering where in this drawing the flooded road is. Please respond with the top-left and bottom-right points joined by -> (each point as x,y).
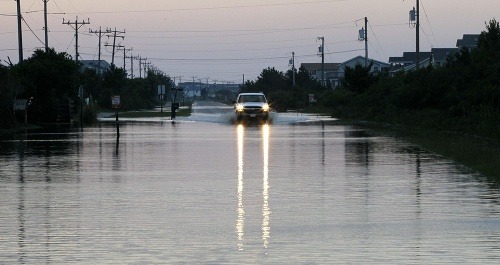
0,102 -> 499,264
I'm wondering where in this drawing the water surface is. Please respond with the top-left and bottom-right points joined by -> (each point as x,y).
0,112 -> 499,264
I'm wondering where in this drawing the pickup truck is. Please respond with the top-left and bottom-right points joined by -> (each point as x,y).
234,93 -> 270,122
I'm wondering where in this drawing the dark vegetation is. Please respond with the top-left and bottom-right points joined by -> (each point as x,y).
241,19 -> 499,141
0,48 -> 173,128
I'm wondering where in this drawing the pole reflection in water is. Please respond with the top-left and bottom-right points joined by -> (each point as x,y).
236,125 -> 245,250
262,124 -> 270,248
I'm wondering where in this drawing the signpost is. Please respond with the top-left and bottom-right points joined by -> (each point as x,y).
112,95 -> 121,138
13,99 -> 28,124
171,88 -> 183,122
158,85 -> 165,113
309,94 -> 316,103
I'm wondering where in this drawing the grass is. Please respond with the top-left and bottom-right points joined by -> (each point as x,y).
341,119 -> 500,183
402,129 -> 499,182
113,108 -> 192,118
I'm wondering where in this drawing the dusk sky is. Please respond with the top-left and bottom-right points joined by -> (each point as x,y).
1,0 -> 498,83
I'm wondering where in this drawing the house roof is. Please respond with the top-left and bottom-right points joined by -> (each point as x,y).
390,57 -> 432,73
389,52 -> 432,64
456,34 -> 480,48
301,63 -> 340,71
340,56 -> 390,67
431,48 -> 459,63
80,60 -> 111,71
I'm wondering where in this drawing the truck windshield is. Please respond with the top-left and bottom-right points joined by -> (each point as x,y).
238,95 -> 266,103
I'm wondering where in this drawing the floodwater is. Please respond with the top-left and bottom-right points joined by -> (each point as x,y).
0,102 -> 499,264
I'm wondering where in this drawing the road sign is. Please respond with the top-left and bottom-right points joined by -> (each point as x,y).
309,94 -> 316,103
112,95 -> 121,109
158,85 -> 166,95
13,100 -> 28,111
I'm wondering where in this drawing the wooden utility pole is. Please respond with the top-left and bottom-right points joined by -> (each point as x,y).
90,27 -> 111,73
16,0 -> 23,63
291,52 -> 296,87
127,54 -> 138,78
416,0 -> 420,69
63,17 -> 90,62
43,0 -> 49,51
118,47 -> 132,71
317,37 -> 325,86
106,28 -> 125,66
364,17 -> 368,67
138,57 -> 147,78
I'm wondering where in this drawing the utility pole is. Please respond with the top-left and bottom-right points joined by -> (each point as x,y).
138,57 -> 147,78
317,37 -> 325,86
292,52 -> 296,87
90,27 -> 111,73
416,0 -> 420,69
144,62 -> 151,78
106,28 -> 125,66
127,54 -> 137,78
138,57 -> 143,78
191,76 -> 197,83
43,0 -> 49,51
16,0 -> 23,63
118,47 -> 132,71
359,17 -> 369,67
63,17 -> 90,62
364,17 -> 368,67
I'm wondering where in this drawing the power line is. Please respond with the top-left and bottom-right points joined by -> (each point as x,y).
146,49 -> 364,63
60,0 -> 348,15
420,0 -> 438,47
22,17 -> 44,45
368,21 -> 387,60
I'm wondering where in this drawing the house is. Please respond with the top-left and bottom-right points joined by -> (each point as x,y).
179,82 -> 205,98
389,52 -> 433,69
301,63 -> 340,85
80,60 -> 111,74
456,34 -> 480,51
179,82 -> 241,98
431,48 -> 459,67
389,48 -> 460,75
338,56 -> 390,85
302,56 -> 390,87
390,57 -> 432,74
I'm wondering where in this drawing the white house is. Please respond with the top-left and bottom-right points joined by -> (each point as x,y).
337,56 -> 391,85
302,56 -> 390,87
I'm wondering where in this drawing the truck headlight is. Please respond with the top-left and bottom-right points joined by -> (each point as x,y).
262,103 -> 270,112
236,104 -> 244,112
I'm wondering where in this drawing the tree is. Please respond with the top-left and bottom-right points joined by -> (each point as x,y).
12,48 -> 79,123
241,67 -> 287,94
342,63 -> 376,94
0,64 -> 16,128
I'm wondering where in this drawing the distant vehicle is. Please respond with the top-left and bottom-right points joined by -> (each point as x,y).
234,93 -> 270,122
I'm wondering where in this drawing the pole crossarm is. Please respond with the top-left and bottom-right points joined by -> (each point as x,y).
106,28 -> 126,66
90,27 -> 111,73
62,17 -> 90,62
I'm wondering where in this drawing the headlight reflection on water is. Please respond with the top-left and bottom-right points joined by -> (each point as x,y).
236,125 -> 244,250
262,124 -> 270,248
235,124 -> 271,250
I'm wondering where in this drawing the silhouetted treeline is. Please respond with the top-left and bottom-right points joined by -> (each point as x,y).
321,19 -> 499,138
240,66 -> 325,110
242,19 -> 499,138
0,48 -> 173,128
